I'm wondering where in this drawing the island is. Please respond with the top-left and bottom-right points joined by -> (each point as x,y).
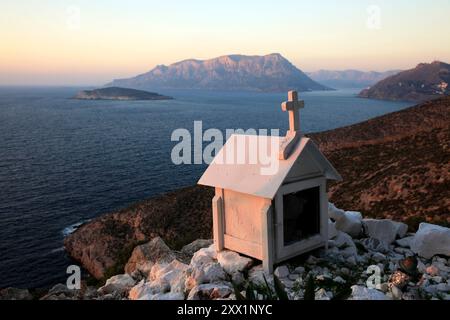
74,87 -> 173,101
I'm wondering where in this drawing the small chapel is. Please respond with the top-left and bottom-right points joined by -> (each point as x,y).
198,91 -> 342,273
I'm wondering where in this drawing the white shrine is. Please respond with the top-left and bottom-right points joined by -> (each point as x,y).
198,91 -> 342,273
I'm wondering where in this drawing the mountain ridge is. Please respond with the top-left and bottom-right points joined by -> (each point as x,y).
307,69 -> 401,88
107,53 -> 331,92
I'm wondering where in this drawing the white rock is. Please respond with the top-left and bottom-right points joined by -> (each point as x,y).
411,223 -> 450,259
394,247 -> 413,256
293,266 -> 305,274
187,283 -> 232,300
274,266 -> 290,278
417,260 -> 427,273
231,272 -> 245,286
289,274 -> 300,281
125,237 -> 176,275
433,261 -> 450,274
139,292 -> 184,300
346,256 -> 357,265
147,278 -> 170,294
99,274 -> 136,295
181,239 -> 213,256
152,260 -> 188,284
390,286 -> 403,300
217,250 -> 253,274
360,238 -> 391,253
372,252 -> 386,263
333,276 -> 346,284
201,262 -> 227,283
328,219 -> 338,239
248,265 -> 273,286
280,278 -> 295,289
349,286 -> 391,300
328,204 -> 362,237
129,280 -> 164,300
396,236 -> 414,248
334,231 -> 358,257
190,245 -> 217,268
426,265 -> 440,276
436,283 -> 450,292
394,222 -> 409,239
363,219 -> 408,244
185,262 -> 227,291
315,288 -> 333,300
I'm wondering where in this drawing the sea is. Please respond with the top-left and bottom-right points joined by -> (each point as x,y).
0,86 -> 412,288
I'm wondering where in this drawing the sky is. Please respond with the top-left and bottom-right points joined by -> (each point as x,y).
1,0 -> 450,85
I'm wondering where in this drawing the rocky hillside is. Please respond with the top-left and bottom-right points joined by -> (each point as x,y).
107,53 -> 330,92
311,96 -> 450,226
74,87 -> 172,101
359,61 -> 450,101
307,69 -> 400,88
11,205 -> 450,300
64,97 -> 450,280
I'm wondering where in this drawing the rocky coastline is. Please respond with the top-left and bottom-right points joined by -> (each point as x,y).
3,204 -> 450,300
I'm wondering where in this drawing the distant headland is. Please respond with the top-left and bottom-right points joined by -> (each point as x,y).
74,87 -> 173,101
359,61 -> 450,102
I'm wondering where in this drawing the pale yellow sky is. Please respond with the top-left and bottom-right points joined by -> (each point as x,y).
1,0 -> 449,85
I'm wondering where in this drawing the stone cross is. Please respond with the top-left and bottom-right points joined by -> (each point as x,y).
278,90 -> 305,160
281,90 -> 304,133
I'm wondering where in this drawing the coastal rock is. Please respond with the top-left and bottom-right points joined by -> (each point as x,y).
217,250 -> 253,275
0,288 -> 33,300
125,237 -> 176,275
411,223 -> 450,259
349,286 -> 391,300
328,204 -> 362,237
363,219 -> 408,244
64,185 -> 214,280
